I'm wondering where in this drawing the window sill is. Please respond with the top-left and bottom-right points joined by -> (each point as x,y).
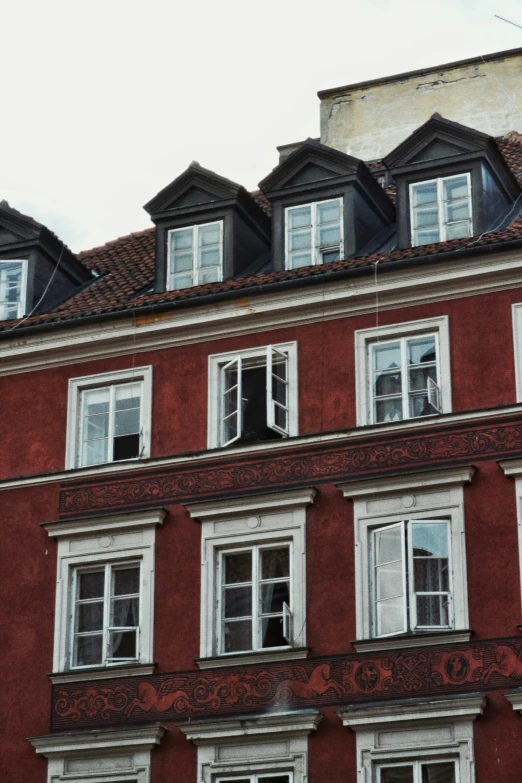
48,662 -> 157,684
352,630 -> 472,654
196,647 -> 310,669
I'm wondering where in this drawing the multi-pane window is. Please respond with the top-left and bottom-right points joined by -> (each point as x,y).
0,259 -> 26,320
219,544 -> 292,654
71,562 -> 140,668
167,221 -> 222,290
79,381 -> 143,467
285,198 -> 343,269
410,174 -> 472,246
378,760 -> 456,782
370,333 -> 440,423
371,519 -> 452,638
219,345 -> 290,447
217,776 -> 291,783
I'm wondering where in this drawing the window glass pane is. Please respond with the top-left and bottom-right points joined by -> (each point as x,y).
319,225 -> 340,248
445,222 -> 470,240
77,602 -> 104,632
172,252 -> 193,272
261,616 -> 286,647
75,634 -> 103,666
323,249 -> 341,263
289,206 -> 311,229
414,207 -> 439,228
261,581 -> 290,613
113,433 -> 140,461
259,777 -> 291,783
108,629 -> 137,659
444,176 -> 469,201
375,397 -> 403,423
111,597 -> 139,626
114,408 -> 140,436
408,336 -> 436,365
224,619 -> 252,652
199,268 -> 220,284
78,571 -> 105,599
199,224 -> 220,246
415,228 -> 440,245
170,274 -> 193,290
412,522 -> 448,558
416,594 -> 450,626
446,201 -> 470,223
409,365 -> 437,392
261,548 -> 289,579
421,761 -> 456,782
224,585 -> 252,618
82,438 -> 109,466
113,567 -> 140,596
115,384 -> 141,409
224,551 -> 252,584
83,388 -> 110,415
172,229 -> 193,250
289,229 -> 312,251
380,766 -> 414,783
200,247 -> 220,267
317,200 -> 340,224
375,371 -> 402,397
373,343 -> 401,371
84,414 -> 109,441
409,394 -> 434,418
412,181 -> 437,206
288,252 -> 313,269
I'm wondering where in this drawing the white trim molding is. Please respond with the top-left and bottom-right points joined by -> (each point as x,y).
338,466 -> 474,647
505,688 -> 522,713
338,693 -> 485,783
499,458 -> 522,621
44,508 -> 165,674
355,315 -> 452,426
186,488 -> 315,666
179,709 -> 321,783
65,365 -> 153,470
28,726 -> 164,783
352,629 -> 472,654
512,303 -> 522,402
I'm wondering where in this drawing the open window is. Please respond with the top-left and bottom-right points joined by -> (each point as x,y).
209,342 -> 297,449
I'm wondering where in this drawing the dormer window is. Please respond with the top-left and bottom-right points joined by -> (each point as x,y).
167,221 -> 223,290
0,259 -> 27,320
410,174 -> 472,246
285,198 -> 343,269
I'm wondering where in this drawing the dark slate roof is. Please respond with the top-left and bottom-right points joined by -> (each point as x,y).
2,132 -> 522,333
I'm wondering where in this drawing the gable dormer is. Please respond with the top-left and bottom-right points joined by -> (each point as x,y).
144,163 -> 271,293
383,114 -> 521,249
0,201 -> 92,321
259,139 -> 395,271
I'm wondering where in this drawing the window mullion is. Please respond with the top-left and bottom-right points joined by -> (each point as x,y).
438,178 -> 445,241
104,564 -> 111,664
193,225 -> 199,286
108,385 -> 115,462
70,568 -> 78,667
312,203 -> 318,265
406,520 -> 416,631
401,338 -> 409,420
253,545 -> 260,650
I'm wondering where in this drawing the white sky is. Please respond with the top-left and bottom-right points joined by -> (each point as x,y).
2,0 -> 522,252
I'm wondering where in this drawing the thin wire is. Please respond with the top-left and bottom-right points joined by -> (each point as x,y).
494,14 -> 522,29
5,246 -> 65,332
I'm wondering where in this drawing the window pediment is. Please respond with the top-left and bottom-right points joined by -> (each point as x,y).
144,162 -> 243,218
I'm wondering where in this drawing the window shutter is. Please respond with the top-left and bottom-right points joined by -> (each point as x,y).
266,345 -> 290,436
282,601 -> 293,645
220,356 -> 242,446
372,522 -> 407,637
427,375 -> 441,412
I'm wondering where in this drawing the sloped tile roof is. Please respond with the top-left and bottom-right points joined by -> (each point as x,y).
2,133 -> 522,333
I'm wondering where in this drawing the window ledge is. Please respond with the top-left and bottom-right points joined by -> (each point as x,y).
352,630 -> 472,654
48,662 -> 156,684
196,647 -> 310,669
178,708 -> 322,743
29,726 -> 165,757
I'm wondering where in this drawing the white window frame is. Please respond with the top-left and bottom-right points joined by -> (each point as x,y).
43,509 -> 164,676
498,458 -> 522,618
355,316 -> 452,427
167,220 -> 223,290
207,342 -> 298,450
511,304 -> 522,403
0,257 -> 28,319
409,172 -> 473,247
339,693 -> 485,783
180,710 -> 321,783
284,197 -> 344,269
186,488 -> 315,667
29,726 -> 164,783
338,467 -> 473,651
65,366 -> 152,470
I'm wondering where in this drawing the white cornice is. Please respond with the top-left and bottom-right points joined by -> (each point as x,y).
338,693 -> 486,730
2,249 -> 522,375
352,630 -> 472,653
28,726 -> 165,757
196,647 -> 309,669
499,458 -> 522,478
505,689 -> 522,712
337,465 -> 475,499
1,404 -> 519,493
42,508 -> 166,539
178,709 -> 322,744
49,663 -> 156,684
185,487 -> 316,522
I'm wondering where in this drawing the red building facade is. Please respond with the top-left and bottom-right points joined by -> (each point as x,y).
3,49 -> 522,783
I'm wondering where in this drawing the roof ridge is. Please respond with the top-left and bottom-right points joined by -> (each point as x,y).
79,226 -> 155,257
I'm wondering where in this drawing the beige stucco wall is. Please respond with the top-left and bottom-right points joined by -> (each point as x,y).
320,52 -> 522,162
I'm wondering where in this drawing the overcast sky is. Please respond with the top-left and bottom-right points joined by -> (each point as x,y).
2,0 -> 522,252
